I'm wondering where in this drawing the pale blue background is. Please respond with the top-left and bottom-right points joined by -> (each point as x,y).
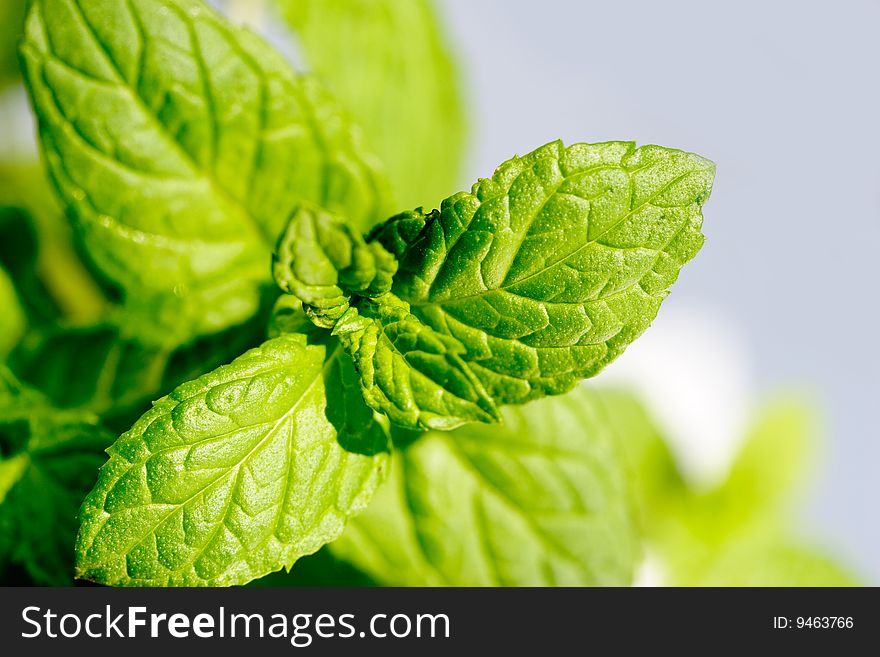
440,0 -> 880,581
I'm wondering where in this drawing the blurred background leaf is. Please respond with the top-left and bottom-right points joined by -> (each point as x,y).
0,368 -> 111,585
6,300 -> 272,434
595,387 -> 859,586
0,205 -> 64,326
0,167 -> 107,325
1,1 -> 105,324
0,0 -> 25,91
593,388 -> 686,529
274,0 -> 467,210
697,534 -> 858,587
0,265 -> 25,358
718,397 -> 816,521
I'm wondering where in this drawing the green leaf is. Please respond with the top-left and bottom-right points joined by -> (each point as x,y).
0,205 -> 65,327
8,307 -> 268,424
10,322 -> 164,415
273,205 -> 396,328
717,395 -> 816,520
658,397 -> 819,559
598,389 -> 857,586
592,388 -> 686,529
21,0 -> 389,346
0,167 -> 107,323
276,0 -> 466,209
0,368 -> 111,585
330,386 -> 638,585
333,292 -> 501,430
76,334 -> 389,586
272,207 -> 497,430
333,140 -> 713,428
268,295 -> 315,338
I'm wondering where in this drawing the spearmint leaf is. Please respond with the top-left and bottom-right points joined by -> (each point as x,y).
333,293 -> 500,430
76,334 -> 389,586
330,386 -> 638,585
276,0 -> 466,209
0,367 -> 111,585
270,207 -> 487,429
368,140 -> 714,409
21,0 -> 389,346
319,141 -> 713,429
271,208 -> 494,430
273,205 -> 396,328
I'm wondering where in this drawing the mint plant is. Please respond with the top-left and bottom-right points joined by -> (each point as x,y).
72,131 -> 712,586
0,0 -> 724,587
